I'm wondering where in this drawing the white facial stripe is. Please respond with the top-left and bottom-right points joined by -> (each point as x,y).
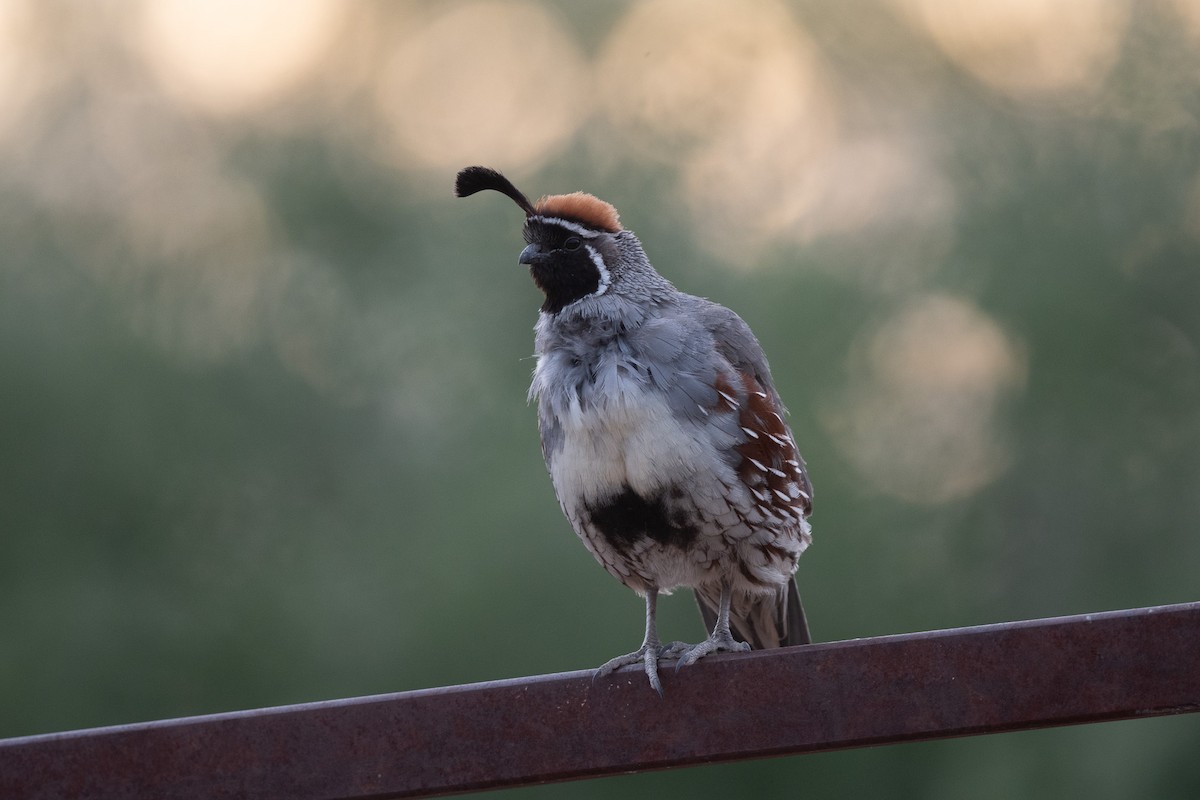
529,216 -> 595,238
584,243 -> 610,297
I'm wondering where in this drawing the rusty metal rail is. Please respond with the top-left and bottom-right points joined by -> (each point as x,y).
2,602 -> 1198,799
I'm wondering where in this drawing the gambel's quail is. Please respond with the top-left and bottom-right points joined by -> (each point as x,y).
456,166 -> 813,694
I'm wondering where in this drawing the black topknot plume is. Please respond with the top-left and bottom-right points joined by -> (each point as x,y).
455,166 -> 535,216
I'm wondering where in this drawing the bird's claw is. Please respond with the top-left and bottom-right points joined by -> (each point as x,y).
657,640 -> 691,659
593,633 -> 751,693
674,631 -> 751,671
595,643 -> 663,696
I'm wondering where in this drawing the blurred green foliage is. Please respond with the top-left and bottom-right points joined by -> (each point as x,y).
1,1 -> 1198,797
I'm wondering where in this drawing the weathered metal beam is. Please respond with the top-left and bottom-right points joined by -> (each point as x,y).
2,602 -> 1198,799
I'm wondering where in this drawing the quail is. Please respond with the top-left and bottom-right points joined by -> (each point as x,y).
456,166 -> 813,694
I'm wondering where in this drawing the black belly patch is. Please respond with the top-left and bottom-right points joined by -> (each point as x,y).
586,485 -> 698,550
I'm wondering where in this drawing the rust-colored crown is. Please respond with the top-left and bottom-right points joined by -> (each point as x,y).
534,192 -> 621,233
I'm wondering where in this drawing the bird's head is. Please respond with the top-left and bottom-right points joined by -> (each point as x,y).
456,166 -> 658,315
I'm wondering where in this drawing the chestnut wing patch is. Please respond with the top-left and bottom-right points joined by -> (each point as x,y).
726,371 -> 813,519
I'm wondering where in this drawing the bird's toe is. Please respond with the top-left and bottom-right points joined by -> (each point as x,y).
675,632 -> 751,670
594,645 -> 664,696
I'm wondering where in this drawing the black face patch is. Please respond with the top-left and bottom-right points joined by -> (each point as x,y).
585,484 -> 698,551
523,221 -> 604,314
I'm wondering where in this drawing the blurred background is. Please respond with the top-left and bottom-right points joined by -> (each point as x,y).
2,0 -> 1199,796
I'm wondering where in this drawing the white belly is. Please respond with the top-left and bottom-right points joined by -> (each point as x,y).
549,387 -> 713,511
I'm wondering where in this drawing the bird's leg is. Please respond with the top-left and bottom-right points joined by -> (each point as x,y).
676,580 -> 751,669
595,587 -> 670,695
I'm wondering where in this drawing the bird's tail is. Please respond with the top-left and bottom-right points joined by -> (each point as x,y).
694,576 -> 811,650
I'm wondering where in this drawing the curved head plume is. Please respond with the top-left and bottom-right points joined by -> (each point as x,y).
455,166 -> 623,234
455,166 -> 535,216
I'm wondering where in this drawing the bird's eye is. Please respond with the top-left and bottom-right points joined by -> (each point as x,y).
563,237 -> 582,251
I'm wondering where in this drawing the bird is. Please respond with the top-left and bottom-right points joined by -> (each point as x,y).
455,166 -> 813,694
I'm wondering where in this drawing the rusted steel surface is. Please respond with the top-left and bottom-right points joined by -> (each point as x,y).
2,602 -> 1198,799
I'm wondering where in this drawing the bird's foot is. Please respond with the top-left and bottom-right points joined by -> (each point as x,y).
595,641 -> 691,695
675,630 -> 751,670
595,643 -> 662,695
658,640 -> 691,660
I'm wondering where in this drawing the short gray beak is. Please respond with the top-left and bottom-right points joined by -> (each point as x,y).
519,243 -> 544,265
